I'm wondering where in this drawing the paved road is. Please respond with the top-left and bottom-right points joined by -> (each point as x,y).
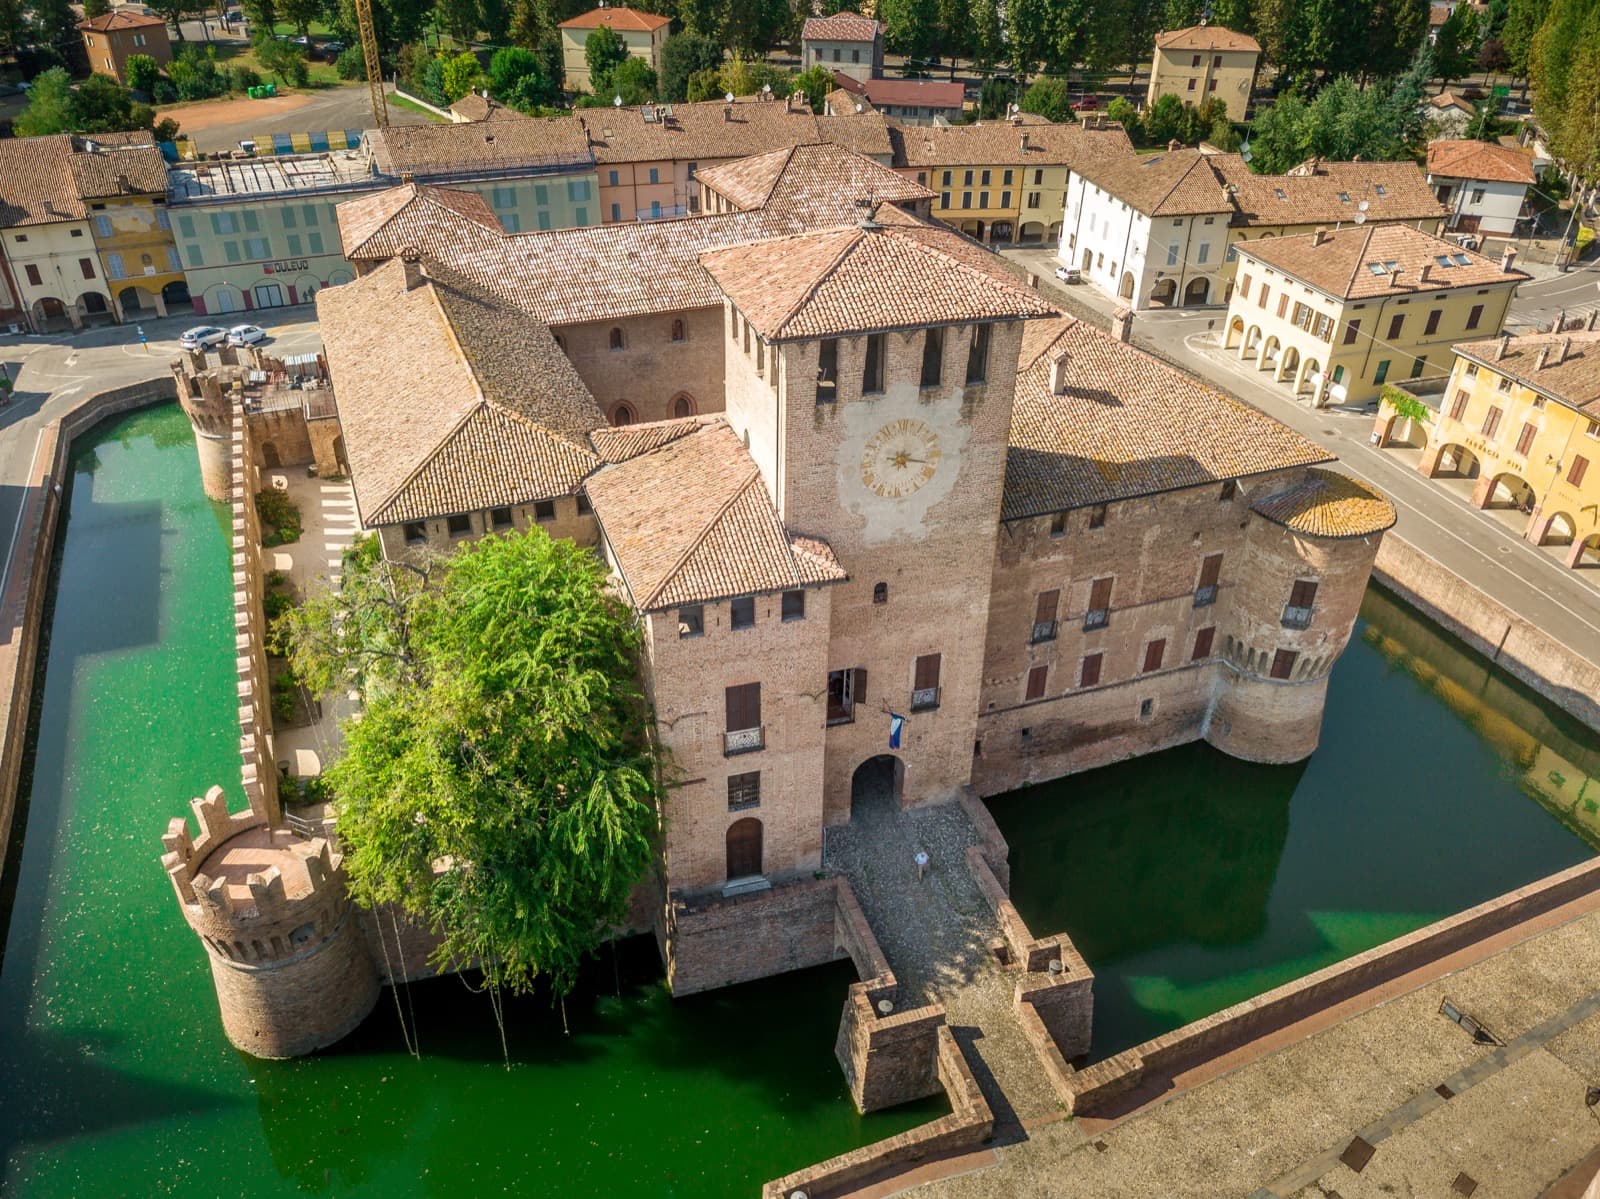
0,309 -> 322,596
1006,247 -> 1600,660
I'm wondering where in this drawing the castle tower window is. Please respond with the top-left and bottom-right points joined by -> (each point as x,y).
1032,590 -> 1059,642
671,393 -> 696,418
1192,626 -> 1215,660
1025,664 -> 1048,701
1219,479 -> 1237,502
609,326 -> 625,350
533,500 -> 556,523
1079,652 -> 1102,687
781,590 -> 805,622
447,513 -> 472,539
1194,553 -> 1222,607
863,333 -> 886,395
1270,648 -> 1299,679
402,522 -> 426,545
827,667 -> 866,724
960,320 -> 985,380
727,771 -> 761,811
1049,512 -> 1065,538
1282,579 -> 1318,628
1088,504 -> 1107,529
678,605 -> 704,638
725,816 -> 763,880
872,582 -> 888,604
817,339 -> 839,403
610,402 -> 636,426
912,653 -> 941,710
723,682 -> 762,754
670,318 -> 685,342
1142,638 -> 1166,673
490,506 -> 514,530
920,327 -> 944,389
1084,577 -> 1113,630
730,596 -> 755,629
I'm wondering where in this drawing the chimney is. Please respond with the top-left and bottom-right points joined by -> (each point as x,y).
1313,226 -> 1328,246
1495,332 -> 1510,361
1168,138 -> 1182,152
1551,308 -> 1566,333
1020,132 -> 1030,151
1112,307 -> 1133,343
1050,352 -> 1070,394
1558,337 -> 1570,366
1500,245 -> 1518,273
1536,344 -> 1550,370
400,246 -> 425,290
1588,309 -> 1599,332
723,104 -> 732,122
116,172 -> 130,193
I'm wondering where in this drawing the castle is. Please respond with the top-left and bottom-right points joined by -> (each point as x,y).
166,140 -> 1395,1057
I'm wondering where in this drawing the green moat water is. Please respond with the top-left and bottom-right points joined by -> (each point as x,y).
990,586 -> 1600,1060
3,407 -> 1598,1194
0,406 -> 939,1197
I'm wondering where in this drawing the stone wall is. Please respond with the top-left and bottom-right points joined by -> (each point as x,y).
228,406 -> 280,826
662,875 -> 849,995
0,377 -> 176,887
376,494 -> 597,561
1373,533 -> 1600,732
1062,853 -> 1600,1115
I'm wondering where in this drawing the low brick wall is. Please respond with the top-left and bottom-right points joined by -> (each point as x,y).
1373,534 -> 1600,733
664,876 -> 849,995
1064,853 -> 1600,1115
0,378 -> 177,885
762,1024 -> 994,1199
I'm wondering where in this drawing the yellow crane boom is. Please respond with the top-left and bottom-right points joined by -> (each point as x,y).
355,0 -> 388,128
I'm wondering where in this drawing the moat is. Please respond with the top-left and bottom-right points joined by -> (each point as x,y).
1,404 -> 1596,1194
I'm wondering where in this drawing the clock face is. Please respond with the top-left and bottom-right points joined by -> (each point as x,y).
861,418 -> 943,500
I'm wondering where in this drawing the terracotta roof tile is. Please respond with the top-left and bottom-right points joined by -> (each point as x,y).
1154,23 -> 1260,51
860,78 -> 964,108
1070,147 -> 1232,216
1002,316 -> 1332,519
1453,330 -> 1600,417
1426,138 -> 1537,185
580,96 -> 827,166
696,142 -> 929,215
68,141 -> 169,198
448,93 -> 525,122
558,5 -> 670,30
814,110 -> 894,159
367,115 -> 593,177
890,120 -> 1135,169
78,10 -> 166,29
801,12 -> 882,42
1250,468 -> 1396,538
1211,156 -> 1446,227
337,181 -> 504,258
699,217 -> 1055,341
589,417 -> 703,460
1236,222 -> 1527,300
0,135 -> 86,227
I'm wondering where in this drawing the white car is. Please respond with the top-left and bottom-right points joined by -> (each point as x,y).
179,325 -> 227,350
1054,265 -> 1082,284
227,323 -> 267,346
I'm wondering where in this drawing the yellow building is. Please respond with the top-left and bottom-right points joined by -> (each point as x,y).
1381,325 -> 1600,570
1225,223 -> 1526,405
1148,24 -> 1260,122
558,6 -> 670,95
70,139 -> 188,321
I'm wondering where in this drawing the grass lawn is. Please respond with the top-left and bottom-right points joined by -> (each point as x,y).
208,39 -> 343,90
389,91 -> 451,122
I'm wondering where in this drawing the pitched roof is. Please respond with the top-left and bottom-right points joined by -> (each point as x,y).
1425,138 -> 1537,185
366,115 -> 593,177
449,93 -> 525,122
801,11 -> 882,42
1453,330 -> 1600,417
860,77 -> 965,108
558,5 -> 670,31
1429,91 -> 1476,115
1250,468 -> 1396,538
695,142 -> 929,216
1235,222 -> 1526,300
1001,316 -> 1332,520
67,141 -> 169,198
700,215 -> 1055,341
0,135 -> 86,227
316,256 -> 604,526
1071,147 -> 1231,216
890,120 -> 1136,169
814,110 -> 895,160
578,96 -> 827,166
1153,23 -> 1260,51
1210,155 -> 1446,227
337,181 -> 504,259
585,420 -> 846,610
78,10 -> 167,30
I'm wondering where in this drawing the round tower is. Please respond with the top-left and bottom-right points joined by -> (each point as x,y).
171,350 -> 234,502
1208,469 -> 1397,764
161,785 -> 381,1058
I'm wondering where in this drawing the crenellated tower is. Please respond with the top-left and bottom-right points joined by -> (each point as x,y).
171,348 -> 238,501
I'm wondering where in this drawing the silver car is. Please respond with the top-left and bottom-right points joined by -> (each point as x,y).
179,325 -> 227,350
227,323 -> 267,346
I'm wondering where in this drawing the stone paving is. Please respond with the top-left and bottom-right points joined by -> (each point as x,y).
824,777 -> 1062,1139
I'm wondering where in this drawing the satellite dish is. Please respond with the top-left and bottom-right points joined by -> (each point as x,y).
1358,200 -> 1370,211
1354,210 -> 1367,224
725,90 -> 735,103
613,95 -> 622,107
1241,149 -> 1252,163
762,82 -> 771,94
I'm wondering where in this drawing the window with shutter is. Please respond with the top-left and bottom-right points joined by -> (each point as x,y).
1283,580 -> 1317,628
1482,406 -> 1503,439
1449,390 -> 1469,421
1025,664 -> 1048,701
1515,423 -> 1537,457
1032,590 -> 1059,642
1085,577 -> 1113,629
727,771 -> 761,811
1142,639 -> 1165,673
1270,649 -> 1298,679
724,683 -> 762,753
1570,455 -> 1590,486
1079,653 -> 1102,687
1194,553 -> 1222,606
1192,627 -> 1215,660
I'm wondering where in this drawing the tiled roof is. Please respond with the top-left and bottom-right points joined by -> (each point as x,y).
1235,222 -> 1527,300
1153,23 -> 1260,51
861,78 -> 965,108
585,420 -> 846,610
814,110 -> 894,160
801,12 -> 881,42
449,93 -> 525,122
68,141 -> 169,197
0,135 -> 86,227
1250,468 -> 1396,538
337,182 -> 504,259
1001,316 -> 1332,519
1453,330 -> 1600,417
890,120 -> 1136,169
1429,91 -> 1476,115
589,418 -> 701,461
316,256 -> 603,526
696,142 -> 929,215
700,215 -> 1055,341
1211,156 -> 1446,227
78,10 -> 166,29
558,5 -> 670,31
579,96 -> 826,166
367,115 -> 593,177
1426,138 -> 1537,185
1071,147 -> 1231,216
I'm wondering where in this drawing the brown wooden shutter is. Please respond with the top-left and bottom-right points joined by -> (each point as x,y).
1034,590 -> 1060,624
1088,577 -> 1114,611
1482,406 -> 1502,438
1192,627 -> 1215,660
1270,649 -> 1298,679
1198,553 -> 1223,588
914,654 -> 941,690
725,682 -> 760,730
1079,653 -> 1102,687
1450,390 -> 1469,420
1143,639 -> 1165,673
1570,455 -> 1589,486
854,667 -> 867,704
1025,664 -> 1048,700
1515,423 -> 1537,456
1289,580 -> 1318,609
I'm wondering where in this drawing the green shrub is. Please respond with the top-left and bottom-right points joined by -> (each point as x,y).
125,53 -> 162,94
226,64 -> 262,92
255,488 -> 303,546
265,568 -> 288,588
272,682 -> 296,723
335,45 -> 365,81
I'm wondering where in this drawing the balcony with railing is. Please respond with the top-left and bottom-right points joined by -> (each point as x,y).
1281,605 -> 1314,630
1083,608 -> 1109,631
1030,619 -> 1058,643
723,726 -> 764,755
1193,584 -> 1217,608
911,686 -> 940,712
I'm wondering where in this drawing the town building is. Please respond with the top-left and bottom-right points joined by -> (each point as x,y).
78,9 -> 171,83
0,136 -> 116,331
1061,150 -> 1448,310
892,117 -> 1136,245
70,137 -> 188,321
800,11 -> 883,83
829,72 -> 965,126
558,5 -> 671,94
1423,91 -> 1478,137
1378,324 -> 1600,570
320,145 -> 1395,991
1147,24 -> 1260,122
1427,0 -> 1489,43
1425,139 -> 1538,239
1224,223 -> 1527,405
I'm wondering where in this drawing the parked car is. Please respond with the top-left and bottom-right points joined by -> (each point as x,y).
322,40 -> 346,56
1055,265 -> 1082,284
1073,96 -> 1099,111
179,325 -> 227,350
227,323 -> 267,346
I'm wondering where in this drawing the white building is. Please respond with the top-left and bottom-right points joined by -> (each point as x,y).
1425,139 -> 1537,239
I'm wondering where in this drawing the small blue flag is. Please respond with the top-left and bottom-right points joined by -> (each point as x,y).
888,713 -> 904,749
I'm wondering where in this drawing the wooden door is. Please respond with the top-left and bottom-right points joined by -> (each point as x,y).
726,817 -> 763,880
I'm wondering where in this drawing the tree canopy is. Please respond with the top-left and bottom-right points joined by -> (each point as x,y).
584,24 -> 628,94
14,67 -> 170,136
1530,0 -> 1600,181
1018,75 -> 1074,123
284,531 -> 661,999
660,32 -> 724,102
1245,47 -> 1431,172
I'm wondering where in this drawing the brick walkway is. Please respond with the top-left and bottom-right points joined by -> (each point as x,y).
825,784 -> 1061,1138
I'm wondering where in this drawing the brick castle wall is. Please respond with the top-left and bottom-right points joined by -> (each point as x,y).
557,308 -> 725,426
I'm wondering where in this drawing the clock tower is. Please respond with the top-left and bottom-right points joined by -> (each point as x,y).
701,213 -> 1055,821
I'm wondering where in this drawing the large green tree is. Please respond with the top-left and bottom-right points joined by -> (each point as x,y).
659,31 -> 723,101
584,23 -> 627,93
13,66 -> 75,135
1530,0 -> 1600,182
878,0 -> 940,65
1502,0 -> 1549,78
1019,75 -> 1073,122
1433,1 -> 1484,88
285,531 -> 660,999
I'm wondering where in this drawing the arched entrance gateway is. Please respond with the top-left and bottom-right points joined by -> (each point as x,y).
850,754 -> 904,819
1184,277 -> 1210,305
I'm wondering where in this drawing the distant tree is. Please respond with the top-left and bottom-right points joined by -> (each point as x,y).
1105,95 -> 1139,131
488,44 -> 537,90
72,72 -> 141,128
1465,97 -> 1501,138
254,33 -> 310,85
977,74 -> 1012,118
878,0 -> 939,64
1247,53 -> 1431,172
440,48 -> 483,99
1005,0 -> 1050,76
436,0 -> 480,43
478,0 -> 509,40
935,0 -> 971,70
791,63 -> 832,109
277,0 -> 322,36
82,0 -> 111,18
1477,35 -> 1510,75
169,43 -> 228,98
968,0 -> 1002,70
685,65 -> 722,100
335,42 -> 365,78
239,0 -> 277,34
584,24 -> 627,93
1208,116 -> 1243,149
1434,2 -> 1484,88
1502,0 -> 1549,78
1210,0 -> 1254,30
146,0 -> 200,40
659,31 -> 723,102
0,0 -> 26,63
720,0 -> 793,56
1141,92 -> 1186,144
1530,0 -> 1600,182
125,52 -> 163,93
1018,76 -> 1073,122
1181,96 -> 1228,143
676,0 -> 720,38
1359,0 -> 1430,81
13,66 -> 75,135
32,0 -> 85,61
610,54 -> 656,102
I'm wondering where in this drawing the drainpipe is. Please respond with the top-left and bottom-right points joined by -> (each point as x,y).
1358,291 -> 1395,383
1174,213 -> 1197,305
1069,174 -> 1088,268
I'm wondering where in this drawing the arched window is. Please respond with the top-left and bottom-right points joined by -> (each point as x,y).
610,402 -> 636,426
608,326 -> 624,350
670,318 -> 685,342
726,817 -> 763,880
872,582 -> 887,605
671,393 -> 695,419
